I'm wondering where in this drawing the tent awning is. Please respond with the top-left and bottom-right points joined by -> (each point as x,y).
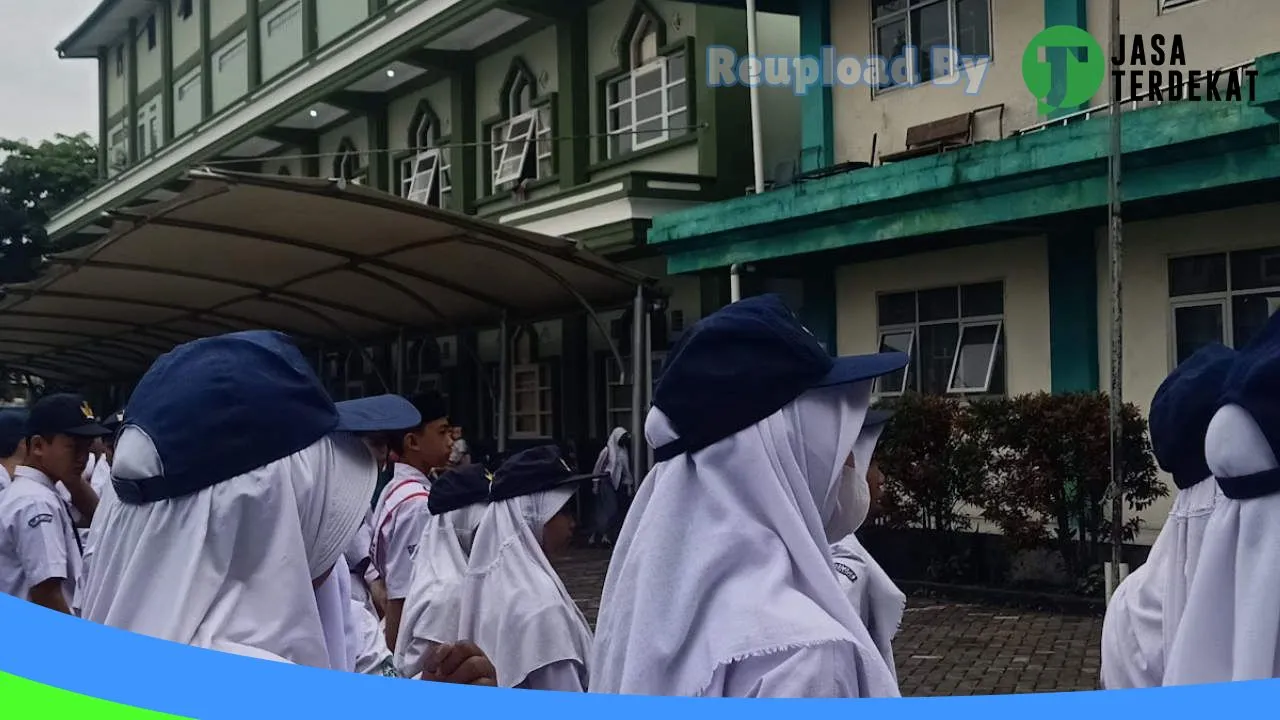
0,169 -> 656,383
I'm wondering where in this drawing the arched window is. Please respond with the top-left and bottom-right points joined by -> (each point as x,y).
332,137 -> 363,183
400,100 -> 452,207
606,3 -> 689,158
490,58 -> 552,190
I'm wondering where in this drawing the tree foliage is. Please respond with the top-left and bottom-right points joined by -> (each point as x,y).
0,132 -> 99,284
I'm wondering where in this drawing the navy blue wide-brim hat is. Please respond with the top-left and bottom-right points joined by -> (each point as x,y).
427,463 -> 494,516
651,293 -> 909,462
114,331 -> 410,504
1217,309 -> 1280,499
489,444 -> 605,503
1149,342 -> 1237,490
334,394 -> 422,433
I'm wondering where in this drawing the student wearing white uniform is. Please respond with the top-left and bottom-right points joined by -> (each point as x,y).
77,331 -> 497,684
398,446 -> 595,690
1100,343 -> 1235,689
0,409 -> 28,492
590,294 -> 909,697
827,409 -> 906,683
370,391 -> 453,651
0,393 -> 111,614
395,462 -> 493,678
1162,316 -> 1280,685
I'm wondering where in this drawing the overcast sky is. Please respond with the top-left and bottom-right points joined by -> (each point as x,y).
0,0 -> 104,143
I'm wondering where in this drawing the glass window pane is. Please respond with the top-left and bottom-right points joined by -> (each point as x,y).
955,0 -> 990,57
614,78 -> 631,101
667,84 -> 687,112
1229,247 -> 1280,291
635,117 -> 664,146
634,67 -> 663,95
668,52 -> 686,82
918,286 -> 959,321
873,0 -> 908,17
874,19 -> 907,88
1168,253 -> 1227,296
911,2 -> 951,82
1174,304 -> 1224,364
609,104 -> 632,132
875,331 -> 914,393
1231,293 -> 1280,349
668,110 -> 687,136
961,281 -> 1003,317
951,324 -> 999,390
635,92 -> 663,122
878,291 -> 916,325
918,323 -> 959,395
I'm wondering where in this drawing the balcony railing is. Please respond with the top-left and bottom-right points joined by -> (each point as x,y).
1015,59 -> 1257,136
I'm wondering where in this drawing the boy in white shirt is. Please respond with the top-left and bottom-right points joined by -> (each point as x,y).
0,409 -> 26,492
0,393 -> 110,613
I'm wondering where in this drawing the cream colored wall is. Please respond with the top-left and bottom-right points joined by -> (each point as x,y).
835,236 -> 1052,395
210,0 -> 247,38
1095,203 -> 1280,537
134,17 -> 162,93
388,80 -> 454,147
830,0 -> 1042,163
173,66 -> 203,136
171,0 -> 201,67
758,12 -> 802,176
474,24 -> 559,199
260,0 -> 305,82
316,0 -> 368,48
211,31 -> 249,113
319,117 -> 368,178
1083,0 -> 1276,108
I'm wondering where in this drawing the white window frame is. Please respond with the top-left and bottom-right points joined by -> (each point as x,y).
509,362 -> 553,439
604,352 -> 666,432
870,0 -> 991,93
492,109 -> 539,187
946,320 -> 1003,394
1166,248 -> 1280,366
872,328 -> 915,396
605,57 -> 689,156
266,0 -> 302,36
403,149 -> 440,206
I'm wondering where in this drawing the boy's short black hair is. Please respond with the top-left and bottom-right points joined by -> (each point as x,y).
388,391 -> 449,456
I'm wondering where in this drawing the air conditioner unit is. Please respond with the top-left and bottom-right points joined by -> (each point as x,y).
438,336 -> 457,368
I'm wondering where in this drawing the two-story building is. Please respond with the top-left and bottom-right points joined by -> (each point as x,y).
42,0 -> 799,458
649,0 -> 1280,538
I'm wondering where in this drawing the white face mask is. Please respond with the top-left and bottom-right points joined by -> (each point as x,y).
826,464 -> 871,543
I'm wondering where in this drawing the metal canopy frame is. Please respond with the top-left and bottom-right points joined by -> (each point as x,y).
1,168 -> 658,484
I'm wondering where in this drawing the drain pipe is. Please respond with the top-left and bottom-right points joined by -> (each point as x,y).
733,0 -> 764,305
730,263 -> 742,302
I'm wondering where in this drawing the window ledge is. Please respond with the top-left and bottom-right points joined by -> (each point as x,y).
473,175 -> 561,211
589,132 -> 700,176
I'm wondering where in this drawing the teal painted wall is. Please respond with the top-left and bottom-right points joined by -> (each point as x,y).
1047,230 -> 1099,392
1042,0 -> 1089,119
799,0 -> 833,171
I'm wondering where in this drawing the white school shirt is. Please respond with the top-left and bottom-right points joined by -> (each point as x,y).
369,464 -> 432,600
0,465 -> 11,492
0,466 -> 83,608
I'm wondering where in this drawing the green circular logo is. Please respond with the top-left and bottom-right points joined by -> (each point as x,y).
1022,25 -> 1106,113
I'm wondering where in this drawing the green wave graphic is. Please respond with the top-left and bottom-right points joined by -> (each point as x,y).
0,671 -> 191,718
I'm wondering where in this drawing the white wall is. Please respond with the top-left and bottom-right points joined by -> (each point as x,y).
210,0 -> 247,38
106,40 -> 128,117
757,12 -> 801,179
134,13 -> 163,93
260,0 -> 304,82
173,66 -> 203,136
316,0 -> 368,48
474,25 -> 559,198
211,31 -> 249,113
170,0 -> 201,67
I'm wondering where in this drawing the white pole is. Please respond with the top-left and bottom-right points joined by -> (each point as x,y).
1106,0 -> 1125,599
733,0 -> 765,305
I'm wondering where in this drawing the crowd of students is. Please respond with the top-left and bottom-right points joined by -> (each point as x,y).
0,292 -> 1278,695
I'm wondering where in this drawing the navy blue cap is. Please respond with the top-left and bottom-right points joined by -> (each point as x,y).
651,294 -> 908,462
101,408 -> 126,434
26,393 -> 111,438
489,444 -> 604,503
335,394 -> 422,432
0,409 -> 27,456
427,463 -> 494,515
114,331 -> 405,505
1149,342 -> 1236,490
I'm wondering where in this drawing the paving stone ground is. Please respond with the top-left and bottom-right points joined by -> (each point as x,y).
552,548 -> 1103,696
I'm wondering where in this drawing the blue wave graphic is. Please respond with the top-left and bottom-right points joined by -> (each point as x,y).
2,591 -> 1278,717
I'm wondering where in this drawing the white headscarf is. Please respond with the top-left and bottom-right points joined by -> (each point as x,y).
393,501 -> 490,678
827,418 -> 905,682
593,428 -> 632,492
589,382 -> 899,697
77,430 -> 376,669
1163,403 -> 1280,684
